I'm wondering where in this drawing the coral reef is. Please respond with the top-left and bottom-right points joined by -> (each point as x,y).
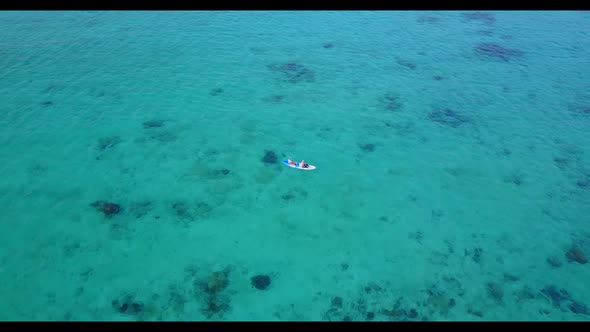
206,271 -> 229,294
192,268 -> 232,319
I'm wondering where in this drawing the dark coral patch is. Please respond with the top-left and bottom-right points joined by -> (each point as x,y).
433,75 -> 445,81
192,268 -> 233,319
205,271 -> 229,295
41,101 -> 53,107
323,43 -> 335,49
474,43 -> 523,62
91,201 -> 121,217
428,108 -> 470,128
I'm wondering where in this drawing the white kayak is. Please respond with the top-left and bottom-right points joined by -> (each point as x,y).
283,160 -> 316,171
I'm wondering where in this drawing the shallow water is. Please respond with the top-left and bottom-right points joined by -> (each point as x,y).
1,11 -> 589,321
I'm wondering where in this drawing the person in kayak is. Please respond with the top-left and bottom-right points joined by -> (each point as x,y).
287,158 -> 297,166
300,160 -> 309,168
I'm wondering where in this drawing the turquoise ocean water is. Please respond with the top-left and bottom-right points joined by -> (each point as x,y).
1,11 -> 589,321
